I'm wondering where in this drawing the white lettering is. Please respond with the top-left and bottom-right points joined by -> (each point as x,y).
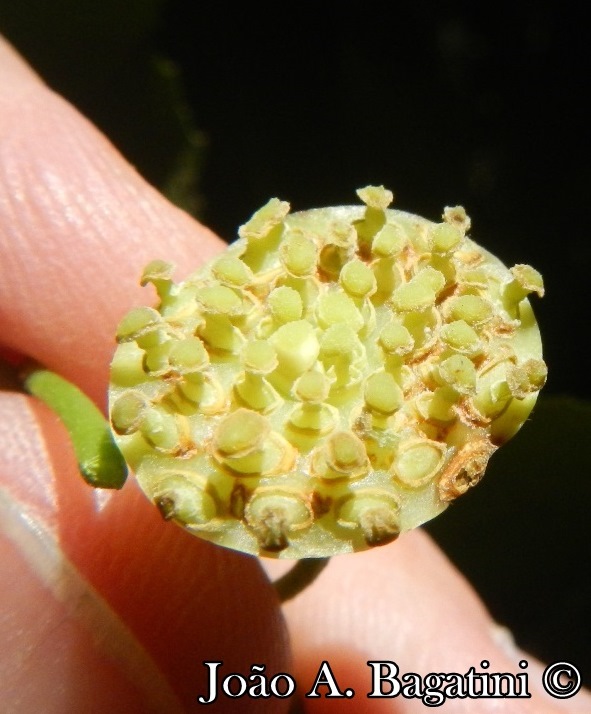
306,661 -> 347,698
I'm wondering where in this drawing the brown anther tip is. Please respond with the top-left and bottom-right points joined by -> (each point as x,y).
155,495 -> 177,521
359,508 -> 400,547
253,509 -> 290,552
438,438 -> 497,502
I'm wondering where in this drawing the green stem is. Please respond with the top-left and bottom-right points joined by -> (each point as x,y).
22,367 -> 128,489
273,557 -> 330,603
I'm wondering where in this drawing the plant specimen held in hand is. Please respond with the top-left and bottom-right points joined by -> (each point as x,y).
26,186 -> 546,597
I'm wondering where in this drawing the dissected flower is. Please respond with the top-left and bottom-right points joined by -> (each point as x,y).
109,187 -> 545,558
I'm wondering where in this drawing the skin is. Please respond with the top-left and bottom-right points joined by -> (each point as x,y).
0,35 -> 588,713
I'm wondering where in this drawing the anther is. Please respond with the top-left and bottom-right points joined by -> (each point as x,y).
337,489 -> 401,547
245,488 -> 313,552
152,473 -> 218,527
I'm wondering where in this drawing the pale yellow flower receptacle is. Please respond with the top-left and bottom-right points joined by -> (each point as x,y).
109,187 -> 545,559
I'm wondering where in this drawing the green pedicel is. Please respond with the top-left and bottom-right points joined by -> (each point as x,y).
25,369 -> 128,489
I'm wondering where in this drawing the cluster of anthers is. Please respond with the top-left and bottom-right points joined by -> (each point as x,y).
109,187 -> 546,559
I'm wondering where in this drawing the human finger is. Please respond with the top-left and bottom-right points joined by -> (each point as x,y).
0,35 -> 220,406
0,35 -> 290,712
273,532 -> 591,713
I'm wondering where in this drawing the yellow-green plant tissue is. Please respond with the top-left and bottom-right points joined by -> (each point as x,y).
109,187 -> 545,558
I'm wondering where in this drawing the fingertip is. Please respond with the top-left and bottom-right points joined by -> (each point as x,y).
0,38 -> 225,405
0,392 -> 290,710
0,34 -> 44,90
280,532 -> 584,713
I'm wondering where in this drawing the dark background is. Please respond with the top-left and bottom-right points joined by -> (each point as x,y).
1,0 -> 590,688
